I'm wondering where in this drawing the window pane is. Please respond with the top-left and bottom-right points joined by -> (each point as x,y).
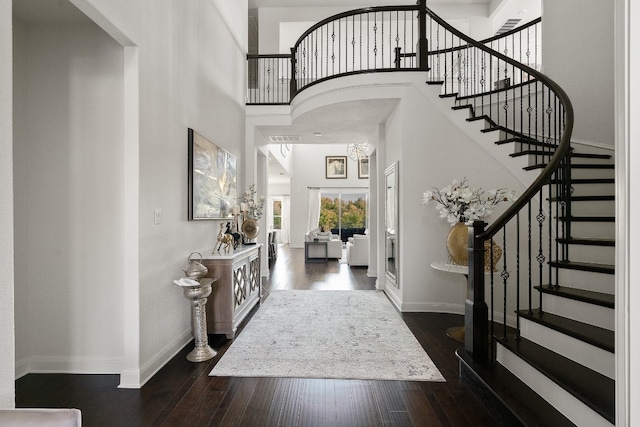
319,194 -> 339,231
340,193 -> 367,228
272,200 -> 282,230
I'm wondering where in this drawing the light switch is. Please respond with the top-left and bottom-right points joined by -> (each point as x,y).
154,209 -> 162,225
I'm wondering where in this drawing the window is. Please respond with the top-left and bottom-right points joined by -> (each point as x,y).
273,200 -> 282,230
319,191 -> 368,238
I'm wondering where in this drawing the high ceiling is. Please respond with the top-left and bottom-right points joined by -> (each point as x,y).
250,0 -> 490,8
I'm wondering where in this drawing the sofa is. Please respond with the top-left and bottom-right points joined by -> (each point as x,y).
331,227 -> 366,242
346,234 -> 369,266
0,408 -> 82,426
305,232 -> 343,259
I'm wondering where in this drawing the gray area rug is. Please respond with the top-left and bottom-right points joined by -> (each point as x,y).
209,290 -> 445,381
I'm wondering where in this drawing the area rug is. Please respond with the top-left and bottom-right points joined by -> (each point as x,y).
209,290 -> 445,381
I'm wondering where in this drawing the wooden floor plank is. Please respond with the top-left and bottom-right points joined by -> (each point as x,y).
14,245 -> 510,427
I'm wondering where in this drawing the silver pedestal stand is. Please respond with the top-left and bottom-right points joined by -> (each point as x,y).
174,277 -> 219,362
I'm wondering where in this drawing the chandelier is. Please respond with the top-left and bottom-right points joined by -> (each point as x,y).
346,142 -> 370,161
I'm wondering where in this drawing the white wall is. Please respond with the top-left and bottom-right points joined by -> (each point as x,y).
0,0 -> 15,409
13,19 -> 126,375
10,0 -> 247,388
542,0 -> 614,146
383,80 -> 526,313
290,144 -> 370,248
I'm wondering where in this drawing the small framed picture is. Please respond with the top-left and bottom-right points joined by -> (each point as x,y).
326,156 -> 347,179
358,157 -> 369,179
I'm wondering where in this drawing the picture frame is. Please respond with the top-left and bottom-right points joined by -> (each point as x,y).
188,128 -> 237,220
325,156 -> 347,179
358,157 -> 369,179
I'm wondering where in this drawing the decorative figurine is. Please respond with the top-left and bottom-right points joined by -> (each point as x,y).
215,223 -> 233,254
225,221 -> 242,249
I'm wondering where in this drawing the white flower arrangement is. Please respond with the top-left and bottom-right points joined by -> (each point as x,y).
423,177 -> 515,226
239,184 -> 266,220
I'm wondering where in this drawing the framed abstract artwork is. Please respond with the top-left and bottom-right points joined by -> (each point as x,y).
188,128 -> 237,220
326,156 -> 347,179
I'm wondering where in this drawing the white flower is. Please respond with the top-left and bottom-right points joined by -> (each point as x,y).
423,177 -> 515,226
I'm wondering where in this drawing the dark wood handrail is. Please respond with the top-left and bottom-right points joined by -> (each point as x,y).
291,5 -> 419,50
247,54 -> 291,59
428,18 -> 541,56
426,7 -> 574,241
479,17 -> 541,44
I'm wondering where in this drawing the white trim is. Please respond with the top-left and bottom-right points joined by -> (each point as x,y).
119,329 -> 192,389
15,356 -> 125,376
614,0 -> 630,424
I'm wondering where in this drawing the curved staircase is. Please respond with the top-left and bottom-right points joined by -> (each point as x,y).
246,2 -> 616,425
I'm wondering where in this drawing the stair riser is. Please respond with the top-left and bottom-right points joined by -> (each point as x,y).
549,183 -> 615,198
540,292 -> 614,330
570,168 -> 615,180
496,344 -> 614,427
569,221 -> 615,239
569,200 -> 615,216
557,268 -> 614,294
519,319 -> 614,378
562,244 -> 615,264
571,157 -> 614,165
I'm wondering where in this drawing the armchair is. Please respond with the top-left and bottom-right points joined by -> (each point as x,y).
346,234 -> 369,266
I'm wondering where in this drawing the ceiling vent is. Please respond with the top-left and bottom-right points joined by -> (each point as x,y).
495,18 -> 522,36
268,135 -> 302,143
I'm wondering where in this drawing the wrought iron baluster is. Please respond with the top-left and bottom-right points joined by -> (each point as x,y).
537,188 -> 545,312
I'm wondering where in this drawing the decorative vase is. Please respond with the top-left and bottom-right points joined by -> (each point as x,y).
446,222 -> 502,271
446,222 -> 469,266
241,218 -> 259,245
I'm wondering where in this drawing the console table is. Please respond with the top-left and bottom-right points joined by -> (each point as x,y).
199,245 -> 262,339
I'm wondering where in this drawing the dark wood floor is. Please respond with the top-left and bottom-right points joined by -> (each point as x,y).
16,245 -> 509,426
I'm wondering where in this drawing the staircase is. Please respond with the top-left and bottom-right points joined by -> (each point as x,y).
444,86 -> 616,425
246,2 -> 615,424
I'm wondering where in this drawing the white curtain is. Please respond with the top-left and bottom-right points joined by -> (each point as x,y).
281,195 -> 291,243
307,188 -> 321,232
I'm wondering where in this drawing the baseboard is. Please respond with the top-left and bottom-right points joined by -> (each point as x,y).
14,358 -> 30,380
120,328 -> 193,389
18,355 -> 125,376
400,301 -> 464,313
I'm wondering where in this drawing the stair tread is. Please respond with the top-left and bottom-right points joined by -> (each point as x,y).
528,163 -> 615,171
510,150 -> 554,158
496,334 -> 615,424
558,216 -> 615,222
456,348 -> 576,427
519,309 -> 614,352
549,195 -> 615,202
570,163 -> 615,169
550,178 -> 614,184
549,259 -> 615,274
495,137 -> 556,148
557,237 -> 615,246
535,285 -> 614,308
452,104 -> 472,110
570,152 -> 612,159
425,80 -> 444,85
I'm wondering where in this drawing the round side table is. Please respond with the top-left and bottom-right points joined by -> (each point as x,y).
174,277 -> 219,362
431,261 -> 469,342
